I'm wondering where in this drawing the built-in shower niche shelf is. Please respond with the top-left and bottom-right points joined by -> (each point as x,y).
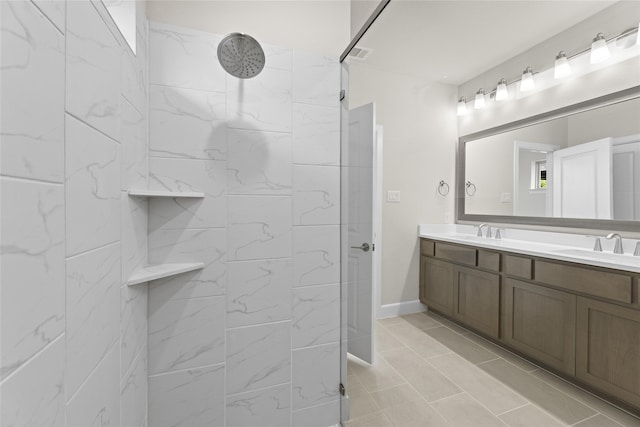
127,262 -> 205,286
128,189 -> 205,198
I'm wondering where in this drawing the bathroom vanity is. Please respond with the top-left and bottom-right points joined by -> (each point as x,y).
418,226 -> 640,415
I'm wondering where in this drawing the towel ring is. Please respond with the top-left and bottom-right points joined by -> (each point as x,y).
465,181 -> 477,196
437,180 -> 450,196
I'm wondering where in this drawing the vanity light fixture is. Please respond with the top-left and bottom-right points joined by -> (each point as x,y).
495,78 -> 509,101
474,89 -> 486,109
554,51 -> 571,79
520,67 -> 535,92
457,97 -> 468,116
590,32 -> 610,64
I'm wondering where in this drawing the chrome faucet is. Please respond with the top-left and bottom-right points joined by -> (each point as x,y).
605,233 -> 624,254
634,242 -> 640,257
477,223 -> 492,238
587,235 -> 603,252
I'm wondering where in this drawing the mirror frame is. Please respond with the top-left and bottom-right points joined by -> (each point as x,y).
456,85 -> 640,232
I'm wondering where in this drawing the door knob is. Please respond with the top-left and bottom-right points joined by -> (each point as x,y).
350,243 -> 370,252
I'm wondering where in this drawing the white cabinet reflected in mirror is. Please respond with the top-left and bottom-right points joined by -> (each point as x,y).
103,0 -> 136,54
462,92 -> 640,224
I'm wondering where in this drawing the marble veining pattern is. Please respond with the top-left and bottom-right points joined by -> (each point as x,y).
292,400 -> 341,427
292,342 -> 340,410
65,242 -> 121,397
149,157 -> 226,230
228,196 -> 292,261
0,177 -> 65,380
226,322 -> 291,395
149,228 -> 226,299
120,348 -> 148,427
292,284 -> 340,348
149,22 -> 225,92
227,129 -> 293,195
293,225 -> 340,287
226,67 -> 293,133
121,98 -> 148,191
226,383 -> 291,427
293,51 -> 340,108
65,344 -> 120,427
0,335 -> 65,427
31,0 -> 65,33
293,165 -> 340,225
148,296 -> 225,375
149,84 -> 227,161
227,259 -> 293,328
293,103 -> 340,166
66,0 -> 121,140
1,0 -> 65,183
120,279 -> 148,380
148,363 -> 225,427
65,115 -> 121,257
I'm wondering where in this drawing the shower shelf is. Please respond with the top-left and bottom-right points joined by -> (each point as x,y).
128,189 -> 205,198
127,262 -> 205,286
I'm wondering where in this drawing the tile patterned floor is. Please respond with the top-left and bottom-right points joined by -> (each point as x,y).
346,311 -> 640,427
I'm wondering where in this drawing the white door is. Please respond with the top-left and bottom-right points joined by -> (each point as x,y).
346,103 -> 376,363
552,137 -> 612,219
612,137 -> 640,220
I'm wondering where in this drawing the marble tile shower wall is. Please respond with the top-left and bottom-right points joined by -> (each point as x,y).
1,1 -> 149,426
147,22 -> 342,427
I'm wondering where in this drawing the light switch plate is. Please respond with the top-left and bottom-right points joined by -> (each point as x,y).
387,190 -> 400,202
500,192 -> 512,203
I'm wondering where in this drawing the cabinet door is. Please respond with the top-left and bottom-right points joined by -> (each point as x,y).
504,279 -> 576,375
453,266 -> 500,339
576,297 -> 640,408
420,257 -> 453,316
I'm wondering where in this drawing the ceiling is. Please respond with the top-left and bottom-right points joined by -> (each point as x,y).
351,0 -> 618,85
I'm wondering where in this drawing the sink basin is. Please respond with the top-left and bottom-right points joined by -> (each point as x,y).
553,248 -> 638,264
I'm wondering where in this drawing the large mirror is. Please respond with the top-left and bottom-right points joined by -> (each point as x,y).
459,87 -> 640,230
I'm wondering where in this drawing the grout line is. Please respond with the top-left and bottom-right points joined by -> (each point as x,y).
65,339 -> 119,404
223,381 -> 291,399
149,82 -> 226,96
0,174 -> 64,186
225,319 -> 291,332
65,112 -> 121,146
0,333 -> 65,385
28,0 -> 64,36
495,402 -> 531,417
569,413 -> 600,426
148,361 -> 225,379
65,240 -> 120,261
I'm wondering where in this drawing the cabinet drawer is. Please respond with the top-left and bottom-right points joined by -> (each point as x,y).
504,255 -> 532,279
420,239 -> 435,256
535,261 -> 632,304
478,250 -> 500,272
435,242 -> 476,266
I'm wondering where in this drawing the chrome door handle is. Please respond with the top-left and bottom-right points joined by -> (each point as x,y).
350,243 -> 370,252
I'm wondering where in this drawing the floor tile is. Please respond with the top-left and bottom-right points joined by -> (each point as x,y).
385,323 -> 451,358
498,404 -> 565,427
347,382 -> 379,419
370,384 -> 422,410
381,348 -> 461,402
346,410 -> 394,427
529,369 -> 640,427
427,353 -> 527,415
382,399 -> 450,427
461,333 -> 538,373
478,359 -> 596,425
375,325 -> 405,352
573,414 -> 623,427
430,393 -> 507,427
422,327 -> 498,364
377,317 -> 405,328
424,311 -> 468,334
348,356 -> 405,392
399,312 -> 441,330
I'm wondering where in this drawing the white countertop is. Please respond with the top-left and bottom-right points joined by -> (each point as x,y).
419,224 -> 640,274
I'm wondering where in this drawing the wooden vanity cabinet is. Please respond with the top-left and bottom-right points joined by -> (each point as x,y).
419,237 -> 640,414
504,279 -> 576,375
576,297 -> 640,408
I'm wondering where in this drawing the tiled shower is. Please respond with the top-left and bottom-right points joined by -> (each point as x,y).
1,1 -> 342,426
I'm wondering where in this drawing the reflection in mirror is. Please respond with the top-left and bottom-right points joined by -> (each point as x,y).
103,0 -> 136,54
464,96 -> 640,220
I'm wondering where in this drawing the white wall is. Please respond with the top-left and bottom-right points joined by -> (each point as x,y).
147,22 -> 342,426
348,62 -> 457,306
350,0 -> 381,39
147,0 -> 350,57
1,0 -> 149,425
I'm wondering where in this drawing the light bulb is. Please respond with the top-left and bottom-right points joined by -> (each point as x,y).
520,67 -> 535,92
590,33 -> 610,64
495,78 -> 509,101
474,89 -> 486,109
554,51 -> 571,79
457,97 -> 467,116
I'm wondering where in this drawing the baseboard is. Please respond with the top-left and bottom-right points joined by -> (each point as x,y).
377,300 -> 427,319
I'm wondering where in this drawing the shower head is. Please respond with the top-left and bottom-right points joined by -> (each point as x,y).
217,33 -> 265,79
